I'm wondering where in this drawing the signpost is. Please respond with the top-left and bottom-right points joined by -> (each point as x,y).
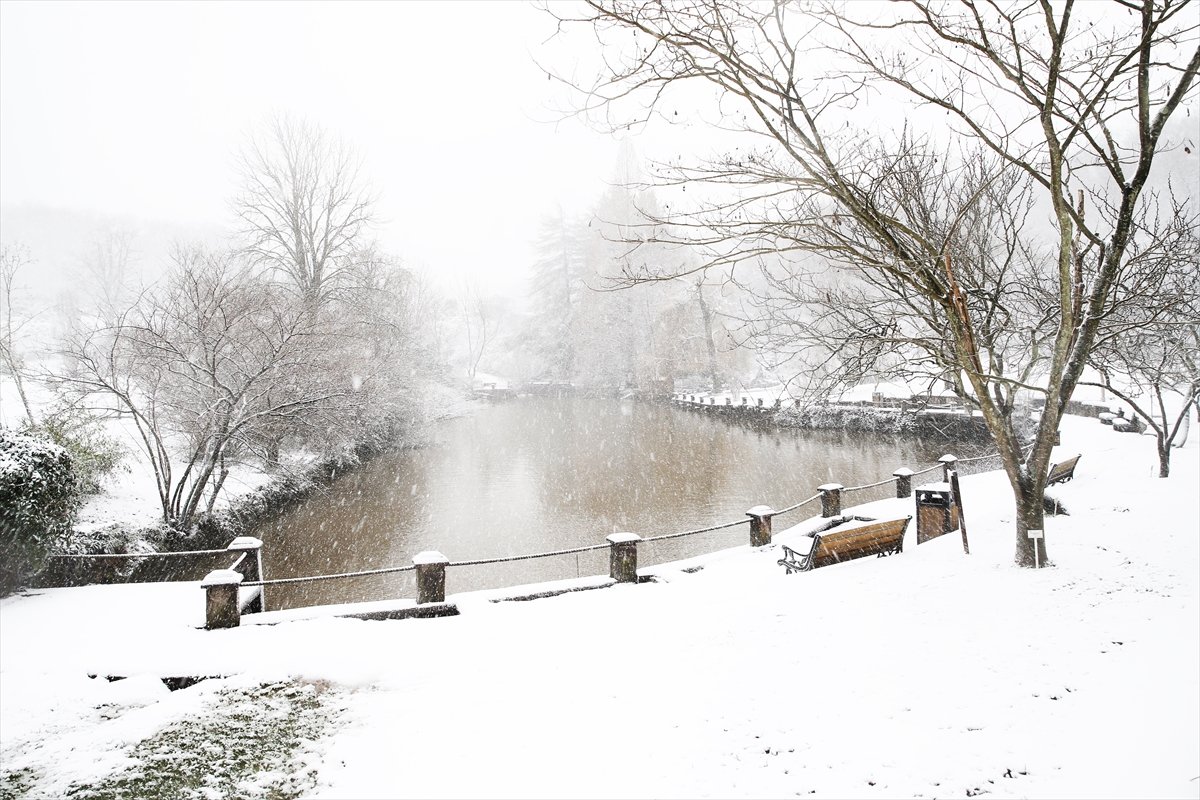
1027,528 -> 1043,569
949,470 -> 970,555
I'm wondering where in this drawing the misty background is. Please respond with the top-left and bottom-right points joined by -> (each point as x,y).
0,1 -> 635,300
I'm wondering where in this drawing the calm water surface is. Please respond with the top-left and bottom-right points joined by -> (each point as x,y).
256,398 -> 969,609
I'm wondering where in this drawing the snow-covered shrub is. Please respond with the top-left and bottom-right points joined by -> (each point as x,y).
24,404 -> 125,493
0,427 -> 82,594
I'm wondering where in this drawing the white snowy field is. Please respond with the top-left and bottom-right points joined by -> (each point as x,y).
1,413 -> 1197,799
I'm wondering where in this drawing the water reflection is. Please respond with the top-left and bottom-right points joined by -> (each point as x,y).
257,397 -> 973,609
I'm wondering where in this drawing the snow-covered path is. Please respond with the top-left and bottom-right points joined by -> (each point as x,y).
2,414 -> 1197,799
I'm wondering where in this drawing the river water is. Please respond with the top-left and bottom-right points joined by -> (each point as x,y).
255,397 -> 974,609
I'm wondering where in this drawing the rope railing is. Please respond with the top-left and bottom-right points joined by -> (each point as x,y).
242,563 -> 417,587
640,516 -> 748,543
218,450 -> 1012,606
842,475 -> 896,492
48,548 -> 228,559
842,482 -> 894,506
247,520 -> 754,587
956,451 -> 1000,463
201,447 -> 1020,627
774,493 -> 821,516
953,454 -> 1004,478
448,541 -> 611,567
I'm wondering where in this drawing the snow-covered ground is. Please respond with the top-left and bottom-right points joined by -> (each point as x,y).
1,413 -> 1197,798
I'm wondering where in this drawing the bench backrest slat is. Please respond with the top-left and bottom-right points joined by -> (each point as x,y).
811,517 -> 910,569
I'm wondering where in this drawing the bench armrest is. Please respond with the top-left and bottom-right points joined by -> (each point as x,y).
787,535 -> 815,557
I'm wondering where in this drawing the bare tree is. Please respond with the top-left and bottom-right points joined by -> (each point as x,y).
80,227 -> 136,319
738,151 -> 1054,411
1083,199 -> 1200,476
546,0 -> 1200,567
461,279 -> 501,383
330,247 -> 429,449
55,247 -> 348,531
0,242 -> 36,425
234,114 -> 375,308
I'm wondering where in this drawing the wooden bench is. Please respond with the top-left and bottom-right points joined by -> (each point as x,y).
777,516 -> 912,574
1046,454 -> 1080,486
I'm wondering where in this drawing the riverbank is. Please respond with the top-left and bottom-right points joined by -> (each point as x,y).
38,382 -> 484,571
2,412 -> 1196,799
671,389 -> 1001,442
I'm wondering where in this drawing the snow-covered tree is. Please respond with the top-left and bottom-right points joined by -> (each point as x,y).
56,246 -> 349,531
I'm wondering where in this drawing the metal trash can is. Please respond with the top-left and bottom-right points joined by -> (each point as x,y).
915,483 -> 959,544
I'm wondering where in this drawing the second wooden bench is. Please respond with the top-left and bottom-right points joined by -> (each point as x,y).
1046,454 -> 1081,486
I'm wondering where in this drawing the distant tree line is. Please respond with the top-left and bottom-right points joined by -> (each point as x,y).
517,146 -> 759,394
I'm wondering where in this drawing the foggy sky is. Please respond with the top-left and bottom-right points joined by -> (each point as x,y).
0,0 -> 625,297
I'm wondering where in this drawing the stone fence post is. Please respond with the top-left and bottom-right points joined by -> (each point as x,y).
607,533 -> 641,583
202,569 -> 243,629
414,551 -> 449,604
227,536 -> 264,613
939,454 -> 959,483
745,506 -> 775,547
819,483 -> 844,518
893,468 -> 914,499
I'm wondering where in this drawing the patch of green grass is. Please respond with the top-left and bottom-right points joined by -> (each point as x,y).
0,768 -> 37,800
64,679 -> 341,800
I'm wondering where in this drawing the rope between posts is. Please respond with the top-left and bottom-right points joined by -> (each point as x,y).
913,463 -> 943,477
242,563 -> 417,587
641,516 -> 748,543
449,542 -> 610,567
843,476 -> 895,492
956,451 -> 1000,463
49,548 -> 228,559
774,494 -> 821,516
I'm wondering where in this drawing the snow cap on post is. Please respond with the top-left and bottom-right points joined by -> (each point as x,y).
201,569 -> 244,587
413,550 -> 449,565
226,537 -> 263,551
